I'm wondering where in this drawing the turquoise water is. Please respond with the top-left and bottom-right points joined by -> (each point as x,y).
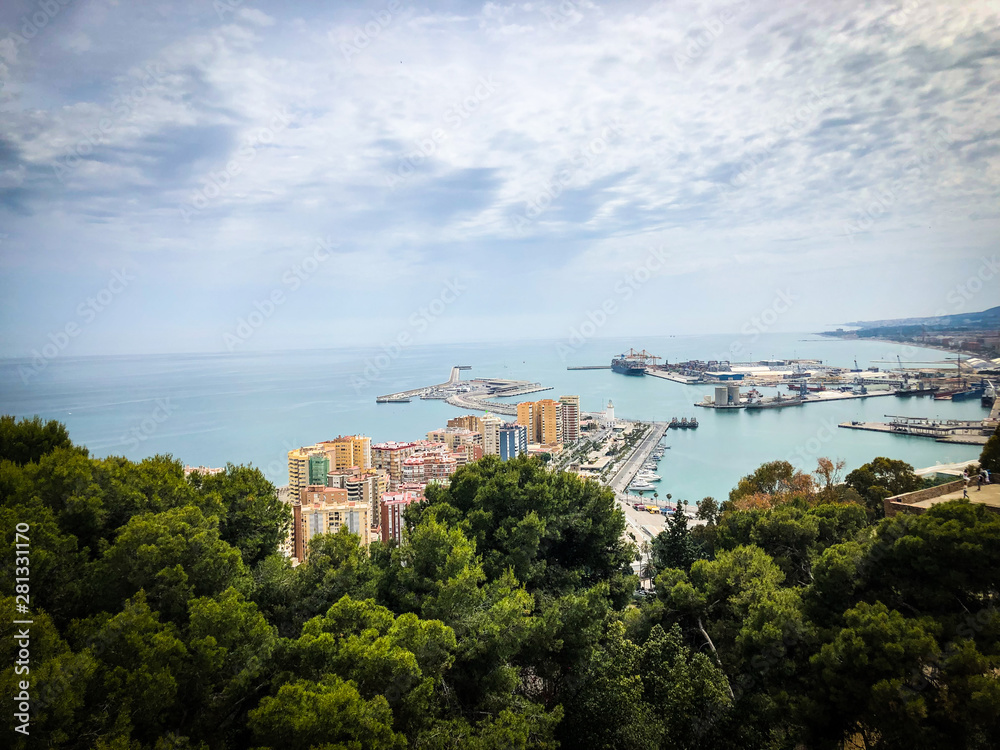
0,333 -> 986,503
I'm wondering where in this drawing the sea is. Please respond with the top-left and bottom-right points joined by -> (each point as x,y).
0,333 -> 988,504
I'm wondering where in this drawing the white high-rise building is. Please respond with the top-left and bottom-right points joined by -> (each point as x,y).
482,414 -> 502,455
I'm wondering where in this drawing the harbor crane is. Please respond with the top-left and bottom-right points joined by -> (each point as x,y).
873,356 -> 970,386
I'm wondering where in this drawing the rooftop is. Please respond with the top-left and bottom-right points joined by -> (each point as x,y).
911,482 -> 1000,511
885,476 -> 1000,516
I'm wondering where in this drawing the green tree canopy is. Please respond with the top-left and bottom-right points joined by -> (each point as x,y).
0,414 -> 76,466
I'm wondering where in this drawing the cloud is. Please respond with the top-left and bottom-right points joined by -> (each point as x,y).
0,0 -> 998,354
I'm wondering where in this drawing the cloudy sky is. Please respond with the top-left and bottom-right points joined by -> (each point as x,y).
0,0 -> 998,356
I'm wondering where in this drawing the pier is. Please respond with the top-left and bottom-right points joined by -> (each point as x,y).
566,365 -> 612,370
839,415 -> 992,446
376,368 -> 551,414
376,366 -> 465,403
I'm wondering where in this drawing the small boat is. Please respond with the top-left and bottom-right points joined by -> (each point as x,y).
636,472 -> 661,482
630,481 -> 655,492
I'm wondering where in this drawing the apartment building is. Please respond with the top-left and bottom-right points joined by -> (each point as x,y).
371,441 -> 418,489
559,395 -> 581,443
447,414 -> 483,433
292,485 -> 371,560
482,415 -> 502,456
287,446 -> 331,503
380,490 -> 424,545
317,435 -> 372,471
499,422 -> 527,461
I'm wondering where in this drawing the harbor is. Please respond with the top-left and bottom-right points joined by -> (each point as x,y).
376,366 -> 551,414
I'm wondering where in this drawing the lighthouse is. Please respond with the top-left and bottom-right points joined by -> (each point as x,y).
605,399 -> 615,426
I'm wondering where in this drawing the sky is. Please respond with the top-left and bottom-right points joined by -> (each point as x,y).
0,0 -> 998,356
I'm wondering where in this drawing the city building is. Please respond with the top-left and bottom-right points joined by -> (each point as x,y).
499,422 -> 527,461
288,446 -> 331,503
515,402 -> 535,440
559,395 -> 581,443
292,485 -> 371,561
401,444 -> 464,487
318,435 -> 372,471
380,490 -> 424,545
427,426 -> 483,461
183,465 -> 224,477
482,414 -> 502,456
517,398 -> 562,445
372,441 -> 418,489
327,468 -> 386,531
448,414 -> 484,433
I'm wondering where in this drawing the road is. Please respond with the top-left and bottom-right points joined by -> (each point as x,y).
608,421 -> 668,496
605,421 -> 670,541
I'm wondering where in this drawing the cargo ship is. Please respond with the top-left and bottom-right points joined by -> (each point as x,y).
894,384 -> 940,397
611,348 -> 660,376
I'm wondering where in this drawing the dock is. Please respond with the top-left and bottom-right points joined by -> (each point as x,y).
646,369 -> 699,384
377,366 -> 465,403
695,389 -> 896,409
839,415 -> 992,446
376,367 -> 551,414
567,365 -> 611,370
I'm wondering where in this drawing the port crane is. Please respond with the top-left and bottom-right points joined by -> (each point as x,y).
622,349 -> 662,365
872,356 -> 971,391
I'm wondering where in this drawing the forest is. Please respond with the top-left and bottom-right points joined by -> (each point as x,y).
2,414 -> 999,749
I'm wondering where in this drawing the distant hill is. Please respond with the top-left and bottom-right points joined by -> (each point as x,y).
844,306 -> 1000,330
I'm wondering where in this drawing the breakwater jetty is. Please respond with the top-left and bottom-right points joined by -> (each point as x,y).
376,367 -> 551,414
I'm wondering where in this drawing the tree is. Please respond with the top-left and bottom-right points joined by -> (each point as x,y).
190,463 -> 290,567
727,461 -> 813,510
845,457 -> 922,519
0,414 -> 76,466
979,424 -> 1000,475
557,620 -> 661,750
805,602 -> 940,749
408,455 -> 634,604
652,501 -> 699,573
639,623 -> 733,749
248,674 -> 406,750
696,496 -> 721,525
90,505 -> 247,621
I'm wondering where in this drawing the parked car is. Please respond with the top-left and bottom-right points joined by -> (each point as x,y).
632,503 -> 646,511
646,506 -> 660,514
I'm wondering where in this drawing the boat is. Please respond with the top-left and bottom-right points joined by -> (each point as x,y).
786,383 -> 826,392
668,417 -> 699,428
745,397 -> 804,409
611,348 -> 661,376
894,384 -> 941,397
636,472 -> 661,482
629,481 -> 655,492
952,384 -> 987,402
983,381 -> 996,407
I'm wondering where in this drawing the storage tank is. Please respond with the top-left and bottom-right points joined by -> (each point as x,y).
715,387 -> 728,406
727,385 -> 741,404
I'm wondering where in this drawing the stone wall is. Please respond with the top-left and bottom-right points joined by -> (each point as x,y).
884,479 -> 966,517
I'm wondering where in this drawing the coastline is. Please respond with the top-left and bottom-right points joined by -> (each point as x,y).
815,333 -> 991,365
